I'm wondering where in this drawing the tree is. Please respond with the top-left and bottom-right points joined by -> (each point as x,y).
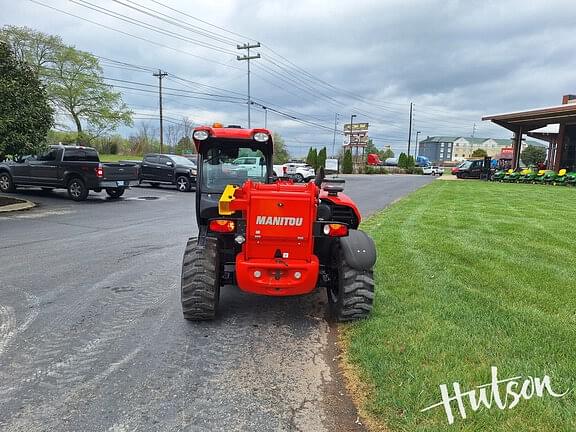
272,132 -> 290,164
0,42 -> 53,159
48,46 -> 132,142
365,138 -> 378,155
380,147 -> 394,159
521,145 -> 547,166
306,147 -> 318,170
317,147 -> 327,169
176,136 -> 194,155
1,26 -> 132,142
0,25 -> 62,75
398,152 -> 407,168
472,148 -> 488,158
397,153 -> 415,169
342,149 -> 353,174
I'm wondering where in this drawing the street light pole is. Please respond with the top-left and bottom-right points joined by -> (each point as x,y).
407,102 -> 413,156
350,114 -> 357,165
415,131 -> 421,157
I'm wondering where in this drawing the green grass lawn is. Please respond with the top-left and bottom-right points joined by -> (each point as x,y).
99,154 -> 142,162
346,180 -> 576,431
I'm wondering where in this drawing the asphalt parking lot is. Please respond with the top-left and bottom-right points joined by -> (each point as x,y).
0,174 -> 434,432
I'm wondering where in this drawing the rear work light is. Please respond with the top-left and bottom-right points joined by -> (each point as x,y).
323,223 -> 348,237
209,219 -> 236,233
253,132 -> 268,142
193,130 -> 209,140
95,165 -> 104,178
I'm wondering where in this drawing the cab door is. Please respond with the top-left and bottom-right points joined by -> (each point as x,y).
140,155 -> 159,181
158,156 -> 175,183
29,148 -> 61,185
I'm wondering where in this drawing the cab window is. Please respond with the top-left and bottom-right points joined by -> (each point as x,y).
201,146 -> 268,192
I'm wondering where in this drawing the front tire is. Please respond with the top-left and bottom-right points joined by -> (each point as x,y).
0,173 -> 16,193
327,243 -> 375,322
67,177 -> 89,201
181,237 -> 220,320
176,176 -> 191,192
294,173 -> 304,183
106,187 -> 125,199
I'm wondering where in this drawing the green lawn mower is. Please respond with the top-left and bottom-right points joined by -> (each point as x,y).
503,169 -> 521,183
551,169 -> 568,185
517,168 -> 535,183
491,169 -> 507,182
535,170 -> 556,184
565,171 -> 576,186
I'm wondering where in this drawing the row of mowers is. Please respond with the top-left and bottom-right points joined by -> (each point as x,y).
491,168 -> 576,185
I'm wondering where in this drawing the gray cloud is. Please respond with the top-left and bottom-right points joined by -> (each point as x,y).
2,0 -> 574,155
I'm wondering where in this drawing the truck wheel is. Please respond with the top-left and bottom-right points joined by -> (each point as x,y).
67,177 -> 89,201
327,244 -> 375,321
176,176 -> 191,192
0,173 -> 16,193
181,237 -> 220,320
106,187 -> 125,198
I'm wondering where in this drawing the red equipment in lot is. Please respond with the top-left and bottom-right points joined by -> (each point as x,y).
367,153 -> 383,166
180,125 -> 376,321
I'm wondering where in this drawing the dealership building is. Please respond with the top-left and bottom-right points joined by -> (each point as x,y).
482,95 -> 576,171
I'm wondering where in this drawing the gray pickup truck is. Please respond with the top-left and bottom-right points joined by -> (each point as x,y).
0,145 -> 139,201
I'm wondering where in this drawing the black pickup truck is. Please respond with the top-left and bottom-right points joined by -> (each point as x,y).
0,145 -> 139,201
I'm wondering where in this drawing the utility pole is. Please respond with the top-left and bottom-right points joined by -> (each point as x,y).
415,131 -> 421,157
407,102 -> 413,156
237,42 -> 261,128
263,106 -> 268,128
332,113 -> 340,157
153,69 -> 168,154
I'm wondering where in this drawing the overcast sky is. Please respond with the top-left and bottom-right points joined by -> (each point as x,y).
2,0 -> 574,156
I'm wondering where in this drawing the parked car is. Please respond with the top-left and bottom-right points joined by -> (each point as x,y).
455,159 -> 486,179
451,161 -> 467,175
139,153 -> 197,191
0,145 -> 139,201
284,162 -> 315,182
229,156 -> 267,177
422,165 -> 444,176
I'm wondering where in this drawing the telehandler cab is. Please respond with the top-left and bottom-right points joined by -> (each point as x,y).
181,125 -> 376,321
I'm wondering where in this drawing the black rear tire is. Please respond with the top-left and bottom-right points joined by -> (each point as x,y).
327,242 -> 375,321
67,177 -> 89,201
176,175 -> 191,192
181,237 -> 220,320
0,173 -> 16,193
106,187 -> 125,198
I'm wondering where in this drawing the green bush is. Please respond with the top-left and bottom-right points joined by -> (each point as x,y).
342,149 -> 353,174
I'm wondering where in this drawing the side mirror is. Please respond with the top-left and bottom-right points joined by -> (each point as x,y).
166,161 -> 174,167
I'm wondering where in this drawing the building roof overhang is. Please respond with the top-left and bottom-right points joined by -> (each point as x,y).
482,103 -> 576,132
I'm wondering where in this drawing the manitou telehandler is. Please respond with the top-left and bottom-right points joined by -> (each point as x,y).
181,125 -> 376,321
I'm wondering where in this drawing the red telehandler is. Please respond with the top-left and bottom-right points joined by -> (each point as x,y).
181,125 -> 376,321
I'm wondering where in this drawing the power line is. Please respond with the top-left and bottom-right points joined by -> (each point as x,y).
70,0 -> 238,55
27,0 -> 242,69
